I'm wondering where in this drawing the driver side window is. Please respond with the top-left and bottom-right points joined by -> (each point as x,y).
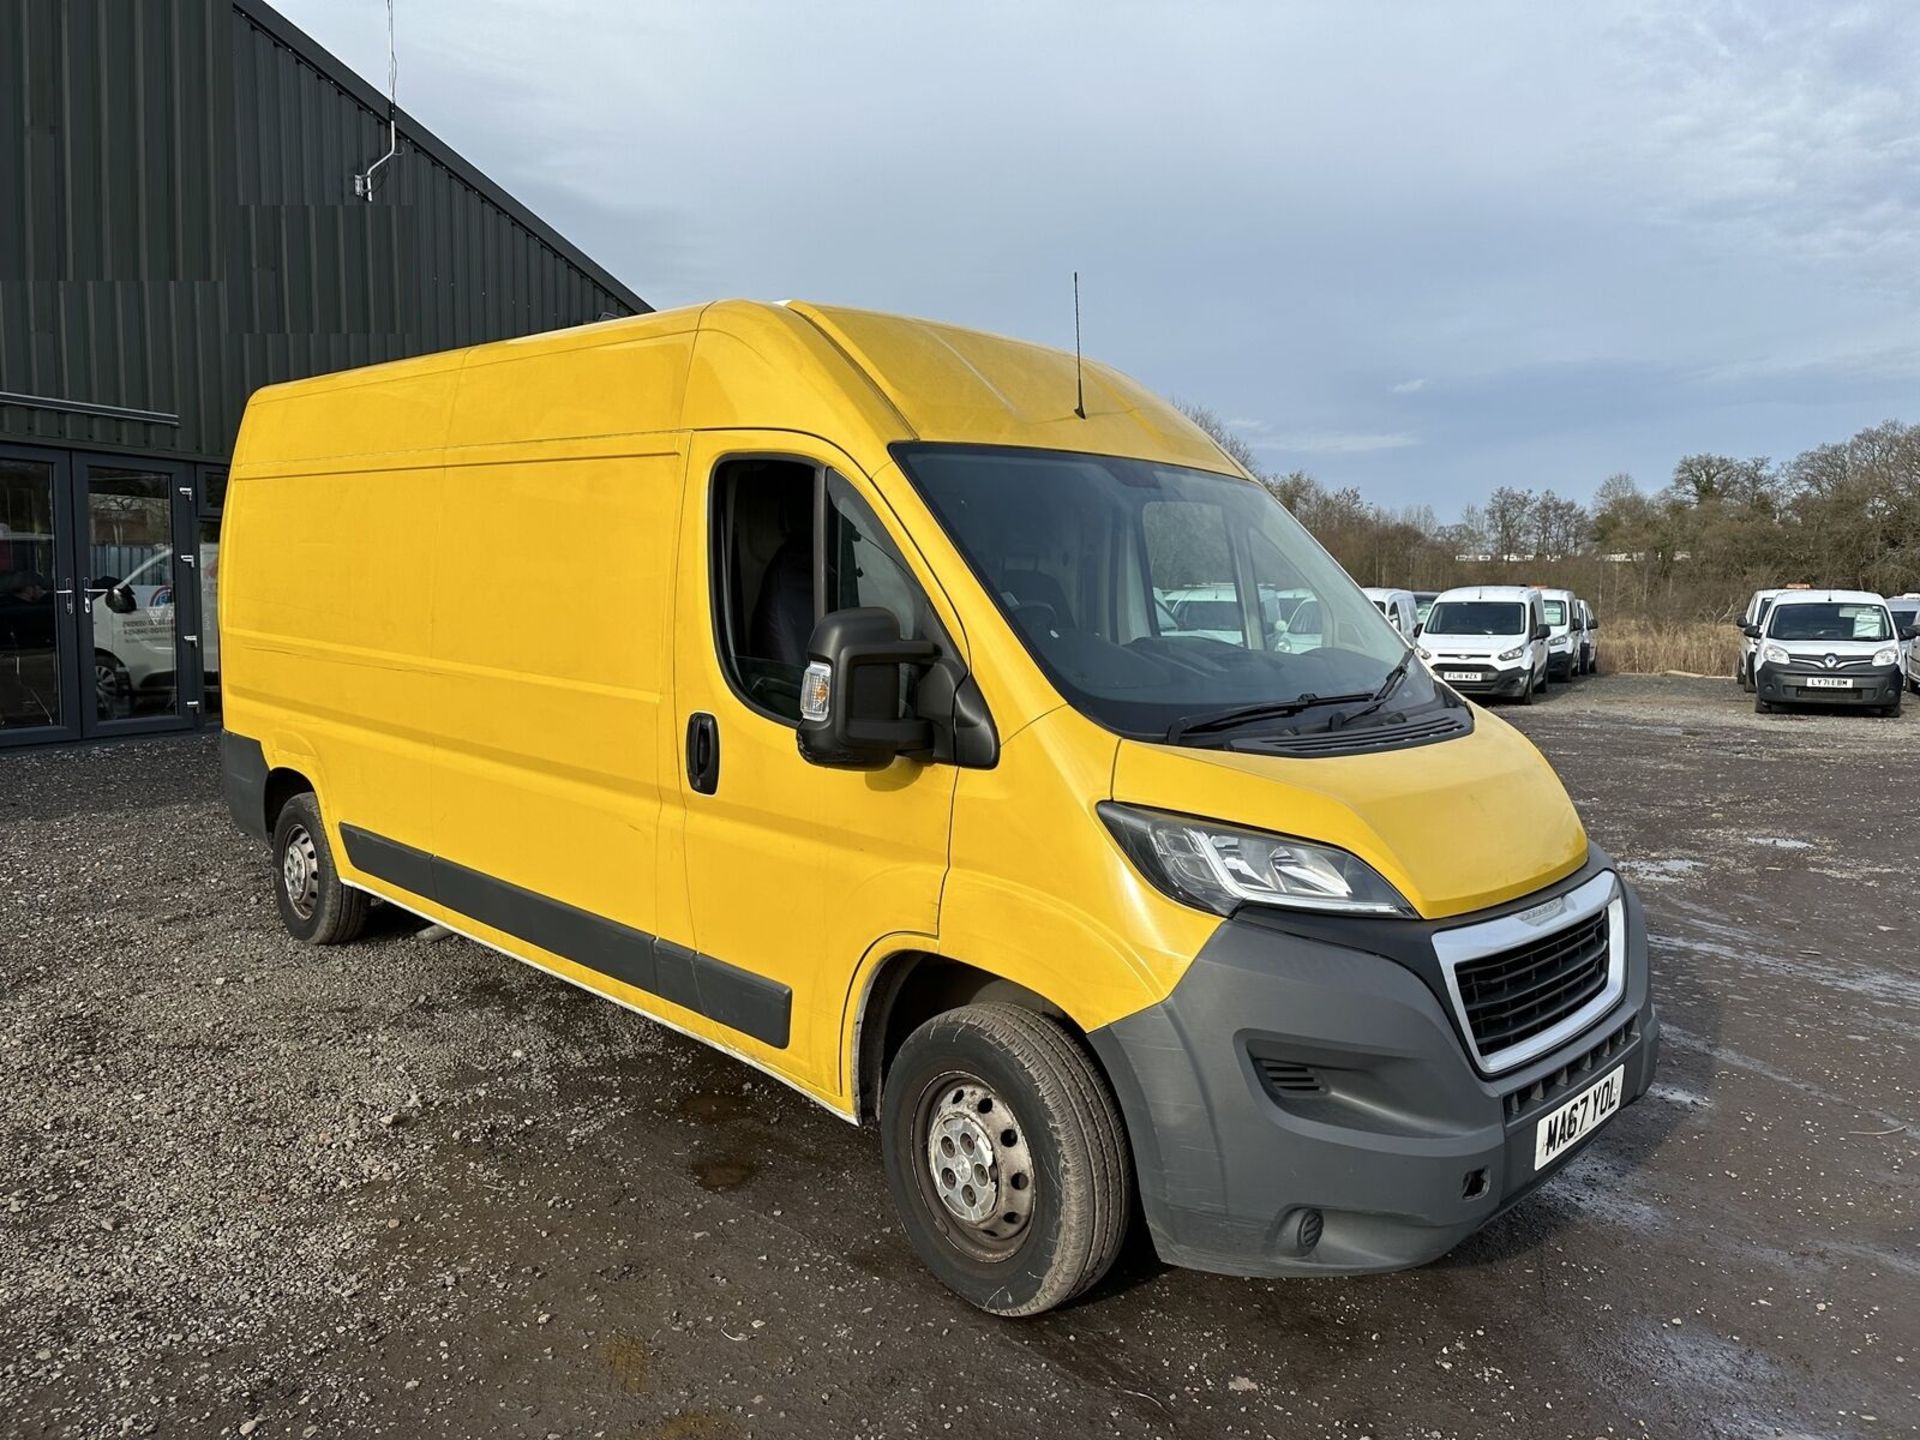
711,458 -> 945,723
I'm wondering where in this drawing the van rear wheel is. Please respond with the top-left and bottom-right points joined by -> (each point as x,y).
272,792 -> 369,945
880,1004 -> 1131,1317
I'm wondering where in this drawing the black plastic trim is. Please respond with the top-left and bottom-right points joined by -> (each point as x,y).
338,824 -> 791,1048
220,732 -> 270,839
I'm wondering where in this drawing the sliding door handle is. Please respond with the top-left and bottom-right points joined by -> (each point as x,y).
686,712 -> 720,795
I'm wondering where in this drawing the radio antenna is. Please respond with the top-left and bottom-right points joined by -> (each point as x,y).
354,0 -> 399,200
1072,271 -> 1087,419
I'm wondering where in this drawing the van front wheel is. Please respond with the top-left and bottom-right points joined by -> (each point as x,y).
271,793 -> 369,946
880,1004 -> 1131,1317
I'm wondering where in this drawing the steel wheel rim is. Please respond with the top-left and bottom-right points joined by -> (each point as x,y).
914,1072 -> 1037,1262
94,661 -> 119,714
282,824 -> 320,920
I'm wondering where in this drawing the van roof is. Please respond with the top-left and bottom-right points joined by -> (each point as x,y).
1360,587 -> 1414,601
1769,588 -> 1888,608
237,299 -> 1234,476
1430,585 -> 1540,602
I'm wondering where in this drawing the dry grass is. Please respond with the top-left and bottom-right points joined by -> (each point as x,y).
1600,618 -> 1742,676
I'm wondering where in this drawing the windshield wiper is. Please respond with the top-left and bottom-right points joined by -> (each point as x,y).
1165,690 -> 1375,744
1328,649 -> 1416,730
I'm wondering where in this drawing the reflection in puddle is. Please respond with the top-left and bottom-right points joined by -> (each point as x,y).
690,1154 -> 757,1191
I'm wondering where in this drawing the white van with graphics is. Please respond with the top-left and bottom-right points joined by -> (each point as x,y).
1417,586 -> 1549,704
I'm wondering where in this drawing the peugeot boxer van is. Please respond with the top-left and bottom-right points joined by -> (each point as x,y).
220,302 -> 1658,1316
1416,585 -> 1551,703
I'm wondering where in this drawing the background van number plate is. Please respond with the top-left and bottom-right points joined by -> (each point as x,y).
1804,676 -> 1853,688
1441,670 -> 1480,682
1534,1066 -> 1623,1170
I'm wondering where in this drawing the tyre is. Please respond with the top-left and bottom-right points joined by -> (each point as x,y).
1754,696 -> 1771,714
880,1004 -> 1131,1317
93,651 -> 130,720
271,792 -> 369,945
1517,673 -> 1534,705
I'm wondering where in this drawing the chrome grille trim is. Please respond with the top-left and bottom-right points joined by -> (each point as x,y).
1432,870 -> 1626,1075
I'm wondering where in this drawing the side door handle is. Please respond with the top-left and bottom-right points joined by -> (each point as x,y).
686,712 -> 720,795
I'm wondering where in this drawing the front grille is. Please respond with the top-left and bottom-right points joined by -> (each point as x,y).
1453,910 -> 1611,1058
1503,1020 -> 1636,1120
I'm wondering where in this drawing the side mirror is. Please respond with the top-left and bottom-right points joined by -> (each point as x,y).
1532,623 -> 1549,641
1740,623 -> 1761,639
1903,624 -> 1920,641
1412,621 -> 1423,638
797,607 -> 937,770
104,585 -> 138,615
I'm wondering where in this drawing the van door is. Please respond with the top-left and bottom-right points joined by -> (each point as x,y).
669,436 -> 962,1099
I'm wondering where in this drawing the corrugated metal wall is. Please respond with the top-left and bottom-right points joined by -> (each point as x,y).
0,0 -> 648,463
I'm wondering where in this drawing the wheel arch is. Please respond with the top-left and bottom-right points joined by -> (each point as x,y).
851,950 -> 1087,1123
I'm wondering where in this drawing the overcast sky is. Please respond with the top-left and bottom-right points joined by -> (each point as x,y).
278,0 -> 1920,518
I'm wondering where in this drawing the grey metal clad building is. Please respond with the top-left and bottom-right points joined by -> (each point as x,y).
0,0 -> 650,747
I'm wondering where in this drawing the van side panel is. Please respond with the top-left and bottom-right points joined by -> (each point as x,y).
223,358 -> 461,854
425,326 -> 697,974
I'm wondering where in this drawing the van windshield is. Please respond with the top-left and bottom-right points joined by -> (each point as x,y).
1425,601 -> 1525,636
896,444 -> 1428,741
1543,599 -> 1566,625
1767,603 -> 1893,642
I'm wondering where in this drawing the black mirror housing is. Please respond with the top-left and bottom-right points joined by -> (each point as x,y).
1740,623 -> 1761,639
1532,623 -> 1550,641
797,607 -> 937,770
105,586 -> 137,615
1903,623 -> 1920,641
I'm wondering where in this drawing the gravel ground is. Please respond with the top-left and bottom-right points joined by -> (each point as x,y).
2,675 -> 1915,1439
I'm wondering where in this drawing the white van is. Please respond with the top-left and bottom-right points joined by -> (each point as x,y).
1747,589 -> 1908,716
1417,586 -> 1549,704
1362,588 -> 1419,637
1886,594 -> 1919,684
1537,588 -> 1579,682
1574,599 -> 1598,676
1733,586 -> 1804,691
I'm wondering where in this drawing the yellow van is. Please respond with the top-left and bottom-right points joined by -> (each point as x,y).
220,301 -> 1659,1315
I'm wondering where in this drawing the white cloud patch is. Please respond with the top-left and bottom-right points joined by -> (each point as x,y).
1390,378 -> 1428,394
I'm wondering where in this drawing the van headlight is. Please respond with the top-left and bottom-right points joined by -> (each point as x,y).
1497,645 -> 1525,662
1874,646 -> 1898,667
1762,643 -> 1788,665
1098,803 -> 1412,918
1416,646 -> 1432,661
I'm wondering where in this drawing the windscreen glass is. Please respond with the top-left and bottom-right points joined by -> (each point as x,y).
1424,601 -> 1525,636
1767,603 -> 1893,642
896,444 -> 1425,740
1543,599 -> 1567,625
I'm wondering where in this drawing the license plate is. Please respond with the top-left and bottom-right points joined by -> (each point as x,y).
1534,1066 -> 1624,1170
1803,676 -> 1853,689
1441,670 -> 1481,682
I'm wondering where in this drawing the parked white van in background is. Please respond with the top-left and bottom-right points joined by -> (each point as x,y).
1734,586 -> 1804,691
1538,588 -> 1579,682
1886,594 -> 1919,684
1417,586 -> 1550,704
1747,589 -> 1909,716
1362,587 -> 1419,637
1574,598 -> 1598,675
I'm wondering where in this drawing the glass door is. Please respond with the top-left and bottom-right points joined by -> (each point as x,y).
0,449 -> 78,745
76,459 -> 197,737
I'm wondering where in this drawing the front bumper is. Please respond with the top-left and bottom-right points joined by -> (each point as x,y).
1547,643 -> 1575,676
1429,662 -> 1531,698
1087,851 -> 1659,1278
1755,662 -> 1901,707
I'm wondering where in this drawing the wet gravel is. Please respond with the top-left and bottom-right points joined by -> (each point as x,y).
2,675 -> 1915,1438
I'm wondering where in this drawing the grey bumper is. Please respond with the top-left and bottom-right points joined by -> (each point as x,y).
1755,662 -> 1901,707
1087,860 -> 1658,1278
